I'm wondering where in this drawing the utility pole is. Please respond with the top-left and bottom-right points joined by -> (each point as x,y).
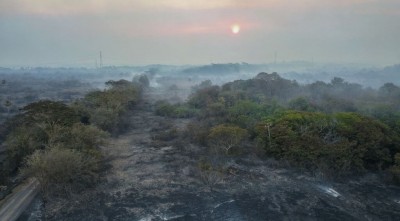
274,51 -> 277,65
99,51 -> 103,68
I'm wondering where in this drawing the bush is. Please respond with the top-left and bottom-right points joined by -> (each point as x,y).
197,159 -> 224,191
68,123 -> 108,158
185,121 -> 210,145
3,99 -> 109,183
208,124 -> 248,154
78,80 -> 140,133
5,126 -> 47,171
256,111 -> 395,175
22,147 -> 99,197
155,101 -> 198,118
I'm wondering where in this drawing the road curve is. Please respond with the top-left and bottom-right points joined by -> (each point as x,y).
0,179 -> 40,221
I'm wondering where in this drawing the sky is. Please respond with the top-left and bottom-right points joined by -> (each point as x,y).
0,0 -> 399,67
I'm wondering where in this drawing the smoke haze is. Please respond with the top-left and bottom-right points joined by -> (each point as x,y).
1,0 -> 399,66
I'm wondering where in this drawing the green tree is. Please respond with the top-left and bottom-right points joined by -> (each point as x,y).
288,97 -> 316,112
255,111 -> 395,174
188,86 -> 220,109
208,125 -> 248,154
20,100 -> 80,127
68,123 -> 108,157
5,126 -> 47,171
22,147 -> 99,197
78,80 -> 140,133
227,100 -> 273,130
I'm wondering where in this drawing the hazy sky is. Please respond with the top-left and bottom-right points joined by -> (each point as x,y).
1,0 -> 399,67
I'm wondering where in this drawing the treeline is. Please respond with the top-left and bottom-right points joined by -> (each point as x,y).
156,72 -> 400,182
0,79 -> 141,197
0,75 -> 93,124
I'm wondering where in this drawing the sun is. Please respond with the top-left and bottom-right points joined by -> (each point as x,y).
231,24 -> 240,34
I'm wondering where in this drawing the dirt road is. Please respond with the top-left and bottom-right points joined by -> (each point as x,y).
0,179 -> 39,221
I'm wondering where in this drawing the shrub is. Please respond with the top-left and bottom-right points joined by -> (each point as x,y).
256,111 -> 395,175
22,147 -> 99,197
208,124 -> 248,154
155,101 -> 198,118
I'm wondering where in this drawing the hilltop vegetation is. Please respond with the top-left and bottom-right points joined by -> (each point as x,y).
157,72 -> 400,181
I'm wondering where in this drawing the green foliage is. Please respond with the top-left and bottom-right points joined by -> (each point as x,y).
197,157 -> 225,190
188,85 -> 220,109
185,72 -> 400,182
5,126 -> 47,171
318,95 -> 357,113
68,123 -> 108,157
222,72 -> 299,102
22,147 -> 99,197
173,106 -> 198,118
78,80 -> 140,133
255,111 -> 395,176
288,97 -> 317,112
85,81 -> 138,111
185,73 -> 400,182
17,100 -> 80,128
334,112 -> 393,170
4,101 -> 81,171
208,124 -> 248,154
227,100 -> 281,130
155,101 -> 198,118
88,107 -> 120,131
155,101 -> 175,116
185,121 -> 210,145
5,121 -> 107,173
1,79 -> 141,195
203,100 -> 227,118
368,105 -> 400,133
4,99 -> 108,185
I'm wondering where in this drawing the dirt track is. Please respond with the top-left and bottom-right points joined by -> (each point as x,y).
0,179 -> 39,221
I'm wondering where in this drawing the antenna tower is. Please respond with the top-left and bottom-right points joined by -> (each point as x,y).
99,51 -> 103,68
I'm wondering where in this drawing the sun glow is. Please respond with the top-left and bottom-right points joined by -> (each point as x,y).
231,24 -> 240,34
